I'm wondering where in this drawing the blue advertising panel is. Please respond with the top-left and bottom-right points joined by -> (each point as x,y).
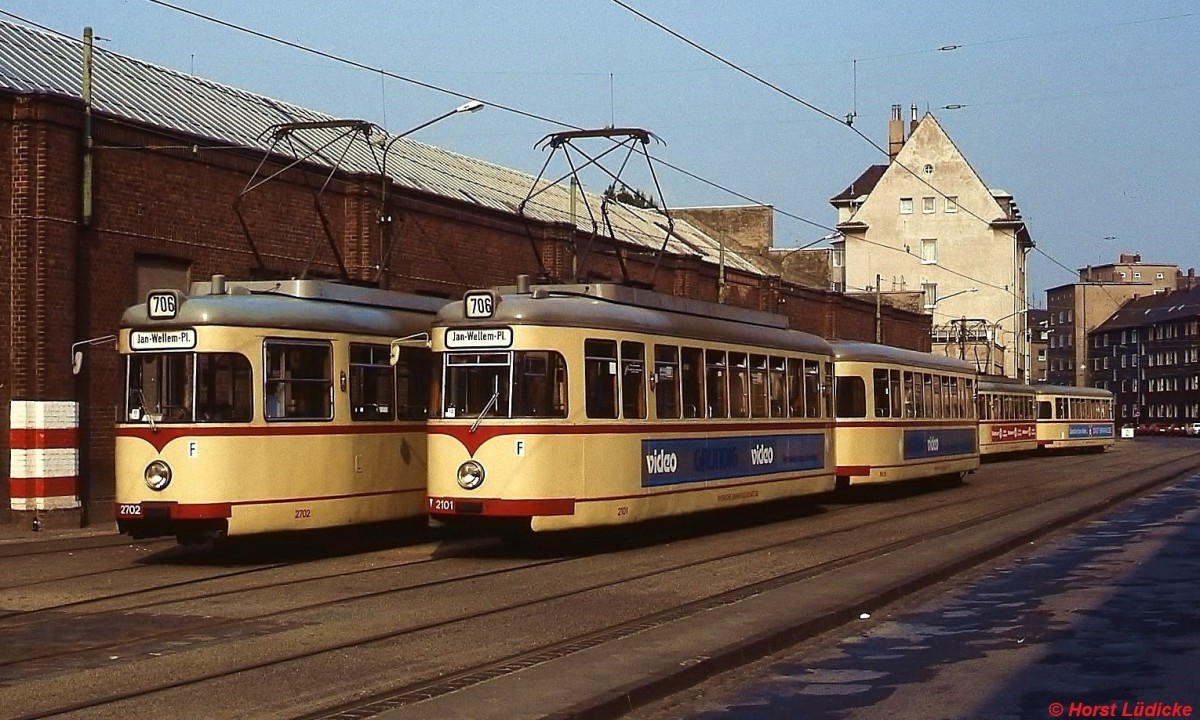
902,428 -> 977,460
1068,423 -> 1115,438
641,433 -> 826,488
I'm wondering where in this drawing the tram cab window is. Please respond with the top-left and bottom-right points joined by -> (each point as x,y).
513,351 -> 567,418
350,344 -> 395,421
749,355 -> 769,418
126,352 -> 252,424
441,352 -> 511,419
708,350 -> 730,418
585,340 -> 619,419
680,347 -> 705,419
836,375 -> 867,418
265,341 -> 333,421
728,352 -> 750,418
621,341 -> 646,419
1038,400 -> 1054,419
654,345 -> 681,419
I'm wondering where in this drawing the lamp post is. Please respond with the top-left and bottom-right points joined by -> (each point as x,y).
930,287 -> 978,308
380,100 -> 485,172
375,101 -> 484,283
989,306 -> 1030,382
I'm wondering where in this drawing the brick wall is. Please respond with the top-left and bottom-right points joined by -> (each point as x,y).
1,90 -> 930,527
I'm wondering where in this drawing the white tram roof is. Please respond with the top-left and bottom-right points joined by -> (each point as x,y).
121,279 -> 447,336
828,340 -> 978,374
1031,384 -> 1114,400
439,283 -> 832,355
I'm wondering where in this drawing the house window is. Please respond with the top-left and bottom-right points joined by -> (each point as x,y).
900,198 -> 913,214
1133,272 -> 1141,279
920,239 -> 938,265
1156,272 -> 1165,280
922,282 -> 938,309
832,248 -> 844,268
922,197 -> 936,214
945,196 -> 958,213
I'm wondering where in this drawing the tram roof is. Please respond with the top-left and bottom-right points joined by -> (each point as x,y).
828,340 -> 978,374
121,279 -> 447,335
1031,384 -> 1114,399
977,376 -> 1037,395
439,283 -> 832,354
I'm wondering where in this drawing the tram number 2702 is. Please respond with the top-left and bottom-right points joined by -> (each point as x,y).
294,508 -> 312,519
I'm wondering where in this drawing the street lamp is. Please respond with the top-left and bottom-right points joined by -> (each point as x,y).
380,100 -> 485,170
990,306 -> 1031,382
928,286 -> 977,310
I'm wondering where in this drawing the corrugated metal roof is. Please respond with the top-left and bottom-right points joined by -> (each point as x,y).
0,20 -> 762,275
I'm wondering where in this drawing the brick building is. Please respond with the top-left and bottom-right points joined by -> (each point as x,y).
0,21 -> 930,529
1089,286 -> 1200,428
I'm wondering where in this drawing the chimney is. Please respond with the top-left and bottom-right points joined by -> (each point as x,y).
888,104 -> 904,160
909,104 -> 919,135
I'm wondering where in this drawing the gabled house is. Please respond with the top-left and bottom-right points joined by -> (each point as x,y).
830,105 -> 1035,379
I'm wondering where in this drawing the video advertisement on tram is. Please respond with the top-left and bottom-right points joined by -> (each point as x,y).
421,277 -> 838,534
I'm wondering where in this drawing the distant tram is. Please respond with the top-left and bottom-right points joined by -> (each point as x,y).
422,280 -> 837,533
831,341 -> 980,487
115,277 -> 446,544
1034,384 -> 1115,452
976,376 -> 1039,456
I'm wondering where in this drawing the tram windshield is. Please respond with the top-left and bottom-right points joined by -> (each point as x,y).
126,352 -> 253,423
437,351 -> 567,420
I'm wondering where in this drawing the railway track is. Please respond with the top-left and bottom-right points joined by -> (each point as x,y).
1,443 -> 1197,720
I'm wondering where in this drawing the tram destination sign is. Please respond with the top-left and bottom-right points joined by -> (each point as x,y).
445,327 -> 513,349
130,328 -> 197,351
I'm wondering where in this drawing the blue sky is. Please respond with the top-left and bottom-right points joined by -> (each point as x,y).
4,1 -> 1198,301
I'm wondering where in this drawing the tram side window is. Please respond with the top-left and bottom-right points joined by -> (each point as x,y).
706,350 -> 729,418
655,345 -> 681,419
1057,397 -> 1069,419
513,351 -> 568,418
1038,400 -> 1054,420
728,352 -> 750,418
889,369 -> 902,418
786,358 -> 804,418
836,375 -> 867,418
749,354 -> 769,418
948,377 -> 961,418
196,353 -> 252,422
395,347 -> 432,420
923,374 -> 935,419
873,368 -> 891,418
585,339 -> 619,419
903,372 -> 917,418
769,357 -> 787,417
265,341 -> 333,421
807,360 -> 824,418
350,344 -> 395,421
621,342 -> 647,420
680,347 -> 705,419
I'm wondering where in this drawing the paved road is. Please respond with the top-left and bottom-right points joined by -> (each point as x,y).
632,471 -> 1200,720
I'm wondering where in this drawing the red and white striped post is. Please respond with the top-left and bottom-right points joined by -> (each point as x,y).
9,400 -> 81,511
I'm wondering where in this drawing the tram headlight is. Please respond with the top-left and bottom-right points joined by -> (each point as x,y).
456,460 -> 485,490
144,460 -> 172,491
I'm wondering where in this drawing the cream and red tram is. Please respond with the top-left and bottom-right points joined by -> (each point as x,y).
1033,384 -> 1115,452
115,278 -> 445,544
423,282 -> 836,533
976,375 -> 1039,456
830,341 -> 980,486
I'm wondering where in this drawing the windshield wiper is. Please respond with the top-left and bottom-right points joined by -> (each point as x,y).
134,389 -> 158,433
470,390 -> 500,434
